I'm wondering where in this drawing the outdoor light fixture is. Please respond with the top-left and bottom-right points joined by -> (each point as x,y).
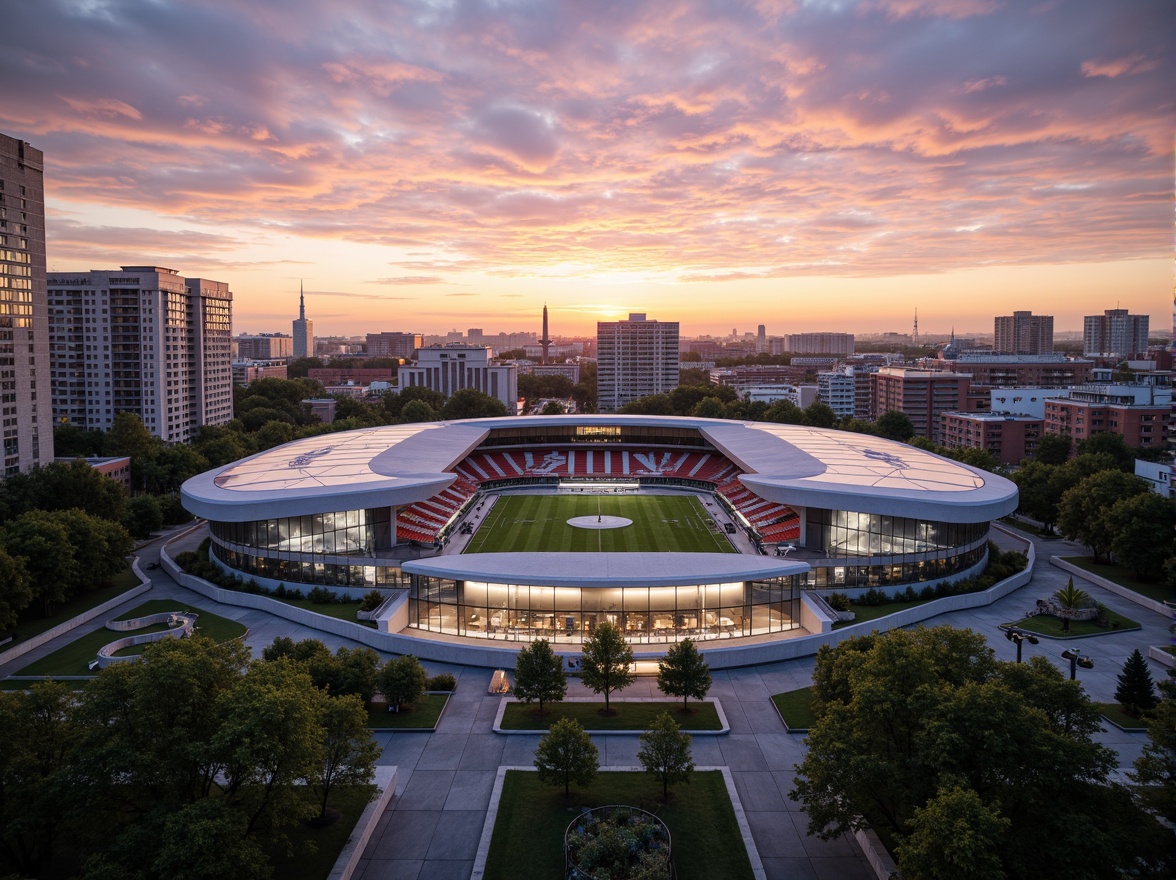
1003,626 -> 1039,663
1061,649 -> 1095,680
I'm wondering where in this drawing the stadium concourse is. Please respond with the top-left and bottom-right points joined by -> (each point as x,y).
181,415 -> 1018,665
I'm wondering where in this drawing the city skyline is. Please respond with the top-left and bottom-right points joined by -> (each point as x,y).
1,1 -> 1170,337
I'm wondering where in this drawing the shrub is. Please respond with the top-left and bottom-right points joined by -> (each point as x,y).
900,586 -> 918,602
859,588 -> 888,607
919,585 -> 935,600
826,593 -> 852,612
308,586 -> 334,605
274,583 -> 288,598
426,673 -> 457,692
360,590 -> 384,612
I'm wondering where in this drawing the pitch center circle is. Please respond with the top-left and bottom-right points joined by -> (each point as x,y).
567,515 -> 633,530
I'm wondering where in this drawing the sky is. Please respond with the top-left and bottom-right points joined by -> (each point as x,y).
2,0 -> 1172,339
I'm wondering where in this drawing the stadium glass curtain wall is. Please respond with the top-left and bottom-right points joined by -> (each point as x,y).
406,576 -> 800,643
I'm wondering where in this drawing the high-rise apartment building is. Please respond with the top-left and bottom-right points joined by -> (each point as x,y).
783,332 -> 854,356
47,266 -> 233,443
292,285 -> 313,358
870,367 -> 971,443
235,333 -> 293,360
1083,309 -> 1149,359
994,311 -> 1053,354
596,313 -> 679,413
398,345 -> 519,412
367,331 -> 423,360
817,367 -> 857,419
0,133 -> 52,476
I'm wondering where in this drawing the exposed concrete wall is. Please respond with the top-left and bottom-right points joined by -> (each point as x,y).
1049,557 -> 1172,617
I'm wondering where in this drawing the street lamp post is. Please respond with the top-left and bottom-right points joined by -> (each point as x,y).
1060,649 -> 1094,681
1004,626 -> 1039,663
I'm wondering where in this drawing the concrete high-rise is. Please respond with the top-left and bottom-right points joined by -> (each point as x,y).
783,332 -> 854,356
994,311 -> 1053,355
47,266 -> 234,443
1083,309 -> 1149,360
292,283 -> 313,358
596,313 -> 679,413
366,332 -> 423,360
0,133 -> 52,476
398,345 -> 518,412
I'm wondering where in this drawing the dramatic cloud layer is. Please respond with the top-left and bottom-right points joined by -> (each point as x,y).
1,0 -> 1170,333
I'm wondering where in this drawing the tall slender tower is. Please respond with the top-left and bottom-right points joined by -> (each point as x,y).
292,281 -> 313,359
540,303 -> 552,364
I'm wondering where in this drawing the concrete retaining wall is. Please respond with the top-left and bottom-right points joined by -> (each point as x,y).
854,827 -> 899,880
0,559 -> 152,667
327,765 -> 398,880
1049,557 -> 1172,617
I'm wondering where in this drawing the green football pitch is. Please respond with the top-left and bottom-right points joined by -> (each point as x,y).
462,493 -> 736,554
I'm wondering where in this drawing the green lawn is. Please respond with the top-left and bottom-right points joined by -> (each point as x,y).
271,596 -> 366,622
1095,702 -> 1149,731
832,598 -> 934,628
464,494 -> 735,554
1060,557 -> 1174,605
500,700 -> 722,731
483,770 -> 754,880
772,687 -> 816,730
367,693 -> 450,729
1005,608 -> 1140,638
15,601 -> 247,677
262,784 -> 377,880
3,566 -> 143,644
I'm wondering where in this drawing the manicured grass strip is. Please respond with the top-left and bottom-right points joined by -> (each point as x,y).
270,596 -> 366,622
464,493 -> 735,554
832,598 -> 935,628
1060,557 -> 1175,605
772,687 -> 816,730
1095,702 -> 1149,732
483,770 -> 753,880
367,693 -> 449,729
998,517 -> 1059,540
4,566 -> 142,643
1004,608 -> 1140,638
17,601 -> 247,677
1163,646 -> 1176,657
500,700 -> 722,731
262,784 -> 376,880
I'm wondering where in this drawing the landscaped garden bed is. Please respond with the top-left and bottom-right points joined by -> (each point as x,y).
1060,557 -> 1174,605
1003,607 -> 1139,638
500,700 -> 722,732
771,686 -> 815,731
483,770 -> 753,880
1094,702 -> 1149,732
366,692 -> 450,730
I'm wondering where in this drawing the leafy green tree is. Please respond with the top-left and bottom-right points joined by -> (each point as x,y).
1114,649 -> 1158,717
125,494 -> 165,538
804,401 -> 838,429
399,399 -> 437,423
1033,432 -> 1072,465
310,694 -> 381,820
637,711 -> 694,799
534,717 -> 598,796
656,638 -> 711,712
691,396 -> 726,419
1107,492 -> 1176,580
875,410 -> 915,441
149,444 -> 211,494
895,785 -> 1010,880
1075,432 -> 1134,472
512,639 -> 567,713
0,548 -> 32,631
441,387 -> 509,420
764,399 -> 806,425
540,400 -> 567,415
618,393 -> 675,415
1057,470 -> 1151,562
1,511 -> 79,615
580,621 -> 634,714
54,509 -> 134,589
150,799 -> 270,880
106,412 -> 162,463
1053,578 -> 1090,633
1132,681 -> 1176,821
253,419 -> 296,450
382,385 -> 445,420
378,655 -> 428,712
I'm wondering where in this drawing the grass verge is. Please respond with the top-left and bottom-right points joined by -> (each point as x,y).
15,601 -> 247,677
1095,702 -> 1149,731
772,687 -> 815,730
1004,608 -> 1140,638
271,596 -> 366,622
1060,557 -> 1174,605
263,784 -> 376,880
483,770 -> 753,880
832,598 -> 935,628
3,566 -> 142,645
500,700 -> 722,731
367,693 -> 449,729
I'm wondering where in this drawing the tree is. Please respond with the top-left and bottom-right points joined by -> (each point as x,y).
540,400 -> 566,415
125,494 -> 165,538
895,785 -> 1010,880
440,387 -> 509,420
310,694 -> 381,820
0,548 -> 32,632
1076,432 -> 1134,472
1114,649 -> 1158,717
512,639 -> 567,713
534,717 -> 598,796
580,621 -> 634,714
0,511 -> 79,616
637,711 -> 694,799
791,627 -> 1171,879
875,410 -> 915,442
1132,681 -> 1176,821
1033,432 -> 1072,465
691,396 -> 725,419
378,655 -> 428,712
656,639 -> 711,712
764,399 -> 806,425
1107,492 -> 1176,580
1053,578 -> 1090,633
399,398 -> 437,423
1057,469 -> 1151,562
804,401 -> 838,429
618,393 -> 674,415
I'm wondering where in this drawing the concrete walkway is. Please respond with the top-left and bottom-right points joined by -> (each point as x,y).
2,523 -> 1168,880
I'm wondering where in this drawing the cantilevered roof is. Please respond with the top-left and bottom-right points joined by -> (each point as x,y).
403,552 -> 809,587
181,414 -> 1017,523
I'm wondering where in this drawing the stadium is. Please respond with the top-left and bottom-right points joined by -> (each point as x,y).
180,415 -> 1018,654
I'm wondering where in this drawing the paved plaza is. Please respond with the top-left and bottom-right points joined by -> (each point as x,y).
1,524 -> 1168,880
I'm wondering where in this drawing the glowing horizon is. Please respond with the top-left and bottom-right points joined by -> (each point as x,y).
4,0 -> 1171,338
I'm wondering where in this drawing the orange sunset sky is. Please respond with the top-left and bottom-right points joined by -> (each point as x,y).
2,0 -> 1172,338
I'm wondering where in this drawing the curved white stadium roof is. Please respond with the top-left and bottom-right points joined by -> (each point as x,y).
181,415 -> 1017,523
